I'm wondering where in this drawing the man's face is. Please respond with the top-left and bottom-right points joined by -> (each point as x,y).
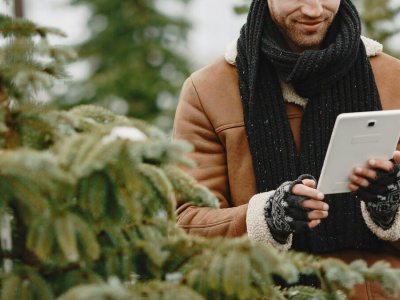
267,0 -> 341,53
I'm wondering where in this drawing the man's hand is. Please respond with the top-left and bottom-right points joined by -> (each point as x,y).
264,175 -> 329,244
292,179 -> 329,229
348,150 -> 400,229
348,150 -> 400,191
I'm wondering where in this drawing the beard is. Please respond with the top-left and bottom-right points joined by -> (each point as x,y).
271,11 -> 336,52
283,21 -> 332,49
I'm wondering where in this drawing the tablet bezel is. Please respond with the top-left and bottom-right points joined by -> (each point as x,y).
317,110 -> 400,194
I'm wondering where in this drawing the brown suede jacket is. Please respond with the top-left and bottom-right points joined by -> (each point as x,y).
173,42 -> 400,299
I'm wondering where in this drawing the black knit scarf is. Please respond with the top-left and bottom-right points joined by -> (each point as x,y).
237,0 -> 382,254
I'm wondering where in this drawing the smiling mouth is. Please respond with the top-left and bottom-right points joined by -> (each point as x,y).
297,21 -> 324,32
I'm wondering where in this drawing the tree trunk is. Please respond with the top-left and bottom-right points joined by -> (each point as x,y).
14,0 -> 24,18
0,78 -> 8,106
0,78 -> 19,149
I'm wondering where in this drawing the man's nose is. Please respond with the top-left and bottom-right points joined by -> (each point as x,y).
301,0 -> 323,18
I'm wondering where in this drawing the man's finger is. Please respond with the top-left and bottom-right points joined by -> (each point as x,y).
353,166 -> 377,181
302,179 -> 316,188
393,150 -> 400,163
348,173 -> 370,187
308,210 -> 329,220
309,219 -> 321,229
302,199 -> 329,211
348,183 -> 358,192
368,158 -> 395,172
292,182 -> 324,200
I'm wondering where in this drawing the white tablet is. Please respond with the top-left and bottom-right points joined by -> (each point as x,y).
317,110 -> 400,194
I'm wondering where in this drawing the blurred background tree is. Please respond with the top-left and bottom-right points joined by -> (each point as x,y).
55,0 -> 192,131
6,0 -> 399,133
234,0 -> 400,58
353,0 -> 400,58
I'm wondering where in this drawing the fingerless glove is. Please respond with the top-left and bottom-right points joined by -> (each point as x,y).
264,174 -> 315,244
356,160 -> 400,229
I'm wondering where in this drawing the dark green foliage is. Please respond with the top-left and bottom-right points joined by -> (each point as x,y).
59,278 -> 206,300
1,266 -> 54,300
57,0 -> 192,128
353,0 -> 400,58
0,15 -> 76,105
0,104 -> 221,298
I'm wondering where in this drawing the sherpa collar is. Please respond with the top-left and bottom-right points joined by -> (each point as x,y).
225,36 -> 383,109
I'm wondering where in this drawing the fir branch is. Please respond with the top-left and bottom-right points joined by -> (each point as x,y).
163,166 -> 219,208
0,29 -> 75,106
26,213 -> 54,263
57,277 -> 129,300
58,277 -> 206,300
55,133 -> 123,177
319,258 -> 364,296
32,220 -> 175,280
71,137 -> 124,178
283,286 -> 342,300
95,168 -> 137,223
1,173 -> 49,214
68,105 -> 166,140
278,251 -> 321,283
0,15 -> 66,38
162,236 -> 206,275
0,149 -> 75,218
68,105 -> 133,128
12,107 -> 80,149
137,163 -> 175,218
47,45 -> 78,64
174,236 -> 284,300
13,70 -> 53,91
350,260 -> 400,297
76,172 -> 113,222
54,212 -> 80,263
100,227 -> 130,250
127,280 -> 206,300
0,266 -> 54,300
26,211 -> 100,264
138,140 -> 194,167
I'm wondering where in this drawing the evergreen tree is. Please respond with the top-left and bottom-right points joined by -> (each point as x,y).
1,3 -> 400,300
353,0 -> 400,58
56,0 -> 192,130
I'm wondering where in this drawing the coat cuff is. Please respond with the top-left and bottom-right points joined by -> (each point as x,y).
360,201 -> 400,241
246,191 -> 293,251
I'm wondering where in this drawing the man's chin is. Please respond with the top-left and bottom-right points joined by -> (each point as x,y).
291,33 -> 326,51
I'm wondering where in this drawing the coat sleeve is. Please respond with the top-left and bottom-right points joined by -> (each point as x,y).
364,52 -> 400,248
173,77 -> 248,238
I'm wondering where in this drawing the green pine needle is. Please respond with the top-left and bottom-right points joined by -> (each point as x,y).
0,267 -> 54,300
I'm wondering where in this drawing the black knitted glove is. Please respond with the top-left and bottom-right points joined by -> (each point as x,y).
264,174 -> 315,244
356,160 -> 400,229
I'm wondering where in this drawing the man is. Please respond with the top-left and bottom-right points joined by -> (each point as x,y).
173,0 -> 400,298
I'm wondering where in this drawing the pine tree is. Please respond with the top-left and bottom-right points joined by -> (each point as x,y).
353,0 -> 400,58
56,0 -> 192,130
1,3 -> 400,300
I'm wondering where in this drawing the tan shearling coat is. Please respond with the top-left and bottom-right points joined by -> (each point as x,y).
173,40 -> 400,299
